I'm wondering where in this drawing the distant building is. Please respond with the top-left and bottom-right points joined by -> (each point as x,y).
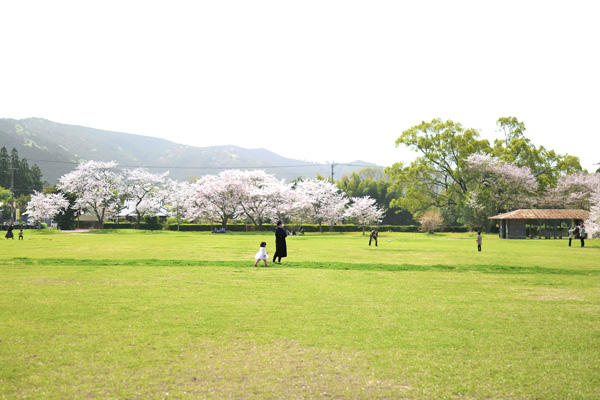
489,209 -> 589,239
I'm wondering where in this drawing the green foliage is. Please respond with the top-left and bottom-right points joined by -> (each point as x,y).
143,215 -> 162,231
162,223 -> 462,233
336,168 -> 414,225
389,117 -> 584,227
387,119 -> 491,217
0,147 -> 44,197
0,186 -> 11,203
0,186 -> 12,220
492,117 -> 582,191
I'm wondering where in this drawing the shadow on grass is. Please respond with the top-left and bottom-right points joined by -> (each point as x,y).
4,257 -> 599,276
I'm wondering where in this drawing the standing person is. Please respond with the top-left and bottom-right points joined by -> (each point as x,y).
476,232 -> 482,252
273,221 -> 287,265
18,229 -> 24,240
5,224 -> 14,240
579,224 -> 586,248
369,229 -> 378,247
253,241 -> 269,267
568,225 -> 575,248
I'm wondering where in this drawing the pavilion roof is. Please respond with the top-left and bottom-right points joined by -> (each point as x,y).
489,209 -> 589,220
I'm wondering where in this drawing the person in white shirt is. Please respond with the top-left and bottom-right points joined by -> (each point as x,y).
254,241 -> 269,267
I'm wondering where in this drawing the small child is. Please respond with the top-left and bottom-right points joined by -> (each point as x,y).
18,229 -> 23,240
254,241 -> 269,267
476,232 -> 482,252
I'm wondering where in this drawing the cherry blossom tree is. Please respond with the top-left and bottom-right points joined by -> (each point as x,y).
122,168 -> 168,227
293,179 -> 348,232
465,154 -> 538,229
581,175 -> 600,238
344,196 -> 385,235
24,192 -> 70,225
58,161 -> 122,228
266,182 -> 299,224
162,179 -> 193,230
185,170 -> 243,227
541,173 -> 600,209
235,170 -> 291,227
586,192 -> 600,238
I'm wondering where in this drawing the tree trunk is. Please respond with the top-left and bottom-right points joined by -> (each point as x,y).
94,208 -> 105,230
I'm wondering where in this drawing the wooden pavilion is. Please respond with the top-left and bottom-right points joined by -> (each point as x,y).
489,209 -> 589,239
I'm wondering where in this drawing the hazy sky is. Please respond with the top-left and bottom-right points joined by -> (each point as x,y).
1,1 -> 599,170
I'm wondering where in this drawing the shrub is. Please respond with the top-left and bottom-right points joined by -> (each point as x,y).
418,210 -> 444,234
143,215 -> 162,231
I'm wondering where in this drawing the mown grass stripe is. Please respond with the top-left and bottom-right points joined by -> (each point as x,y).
3,257 -> 598,275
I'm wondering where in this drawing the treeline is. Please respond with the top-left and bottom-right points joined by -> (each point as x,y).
0,147 -> 45,220
333,116 -> 599,233
0,147 -> 44,196
334,168 -> 414,225
385,117 -> 595,230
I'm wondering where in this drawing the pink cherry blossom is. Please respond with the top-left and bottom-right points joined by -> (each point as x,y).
25,192 -> 70,224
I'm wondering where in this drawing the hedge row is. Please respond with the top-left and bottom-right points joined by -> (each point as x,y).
164,224 -> 421,232
165,224 -> 468,233
75,221 -> 468,233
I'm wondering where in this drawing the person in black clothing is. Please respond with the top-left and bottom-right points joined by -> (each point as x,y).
369,229 -> 378,246
273,221 -> 287,264
5,224 -> 14,240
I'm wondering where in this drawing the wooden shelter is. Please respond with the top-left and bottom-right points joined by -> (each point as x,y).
489,209 -> 589,239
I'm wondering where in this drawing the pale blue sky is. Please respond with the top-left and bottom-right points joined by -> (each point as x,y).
1,0 -> 599,170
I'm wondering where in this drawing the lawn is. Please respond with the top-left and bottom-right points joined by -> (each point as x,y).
1,230 -> 599,399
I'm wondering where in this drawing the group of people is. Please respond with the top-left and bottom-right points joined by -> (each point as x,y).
568,223 -> 587,248
254,221 -> 288,267
4,225 -> 24,240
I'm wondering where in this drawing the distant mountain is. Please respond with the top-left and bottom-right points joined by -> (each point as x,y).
0,118 -> 380,183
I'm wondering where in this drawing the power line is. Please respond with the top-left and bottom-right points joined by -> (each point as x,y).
21,158 -> 378,171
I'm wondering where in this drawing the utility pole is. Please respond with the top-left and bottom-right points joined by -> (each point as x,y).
9,159 -> 15,223
330,162 -> 335,183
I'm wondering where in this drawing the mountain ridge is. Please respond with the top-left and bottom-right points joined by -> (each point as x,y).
0,118 -> 379,183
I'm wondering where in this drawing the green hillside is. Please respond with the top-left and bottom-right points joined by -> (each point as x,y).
0,118 -> 377,183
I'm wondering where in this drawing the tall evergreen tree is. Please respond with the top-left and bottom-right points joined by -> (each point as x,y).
0,147 -> 10,188
0,146 -> 46,199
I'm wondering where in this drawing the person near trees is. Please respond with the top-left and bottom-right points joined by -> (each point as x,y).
273,221 -> 287,265
568,225 -> 575,248
579,224 -> 586,248
5,224 -> 14,239
369,229 -> 378,247
18,229 -> 23,240
476,232 -> 482,252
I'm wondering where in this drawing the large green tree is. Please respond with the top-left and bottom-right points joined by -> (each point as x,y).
386,119 -> 491,220
389,117 -> 583,227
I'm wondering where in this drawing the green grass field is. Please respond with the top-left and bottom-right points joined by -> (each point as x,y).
1,230 -> 599,399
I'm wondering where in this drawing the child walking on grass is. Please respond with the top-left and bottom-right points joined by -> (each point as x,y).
254,242 -> 269,267
476,232 -> 482,252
